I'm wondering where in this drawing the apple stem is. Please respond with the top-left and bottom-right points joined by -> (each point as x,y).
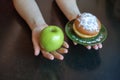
51,29 -> 57,32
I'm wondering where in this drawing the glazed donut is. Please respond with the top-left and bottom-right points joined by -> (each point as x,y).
73,13 -> 101,38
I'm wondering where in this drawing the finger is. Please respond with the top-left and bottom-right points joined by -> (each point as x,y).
51,51 -> 64,60
93,44 -> 99,50
62,41 -> 69,48
34,46 -> 40,56
57,48 -> 68,54
73,42 -> 77,45
32,37 -> 40,56
41,50 -> 54,60
97,43 -> 102,49
86,45 -> 92,50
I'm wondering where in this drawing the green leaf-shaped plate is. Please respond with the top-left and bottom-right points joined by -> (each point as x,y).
65,20 -> 108,46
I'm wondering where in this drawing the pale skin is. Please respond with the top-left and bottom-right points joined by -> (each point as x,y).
13,0 -> 102,60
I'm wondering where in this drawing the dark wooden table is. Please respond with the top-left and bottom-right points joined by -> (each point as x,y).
0,0 -> 120,80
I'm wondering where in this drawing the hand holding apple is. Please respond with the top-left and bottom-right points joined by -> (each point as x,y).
32,24 -> 69,60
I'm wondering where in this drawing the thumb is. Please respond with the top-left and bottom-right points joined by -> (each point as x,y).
32,36 -> 40,56
73,41 -> 77,45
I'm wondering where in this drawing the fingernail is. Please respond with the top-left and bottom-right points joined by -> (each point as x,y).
66,45 -> 69,48
87,46 -> 91,50
60,56 -> 64,60
95,47 -> 98,50
64,49 -> 68,53
50,56 -> 54,60
99,45 -> 102,49
34,50 -> 39,56
74,43 -> 77,45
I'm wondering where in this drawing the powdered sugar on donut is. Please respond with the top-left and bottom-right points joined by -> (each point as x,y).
78,13 -> 99,32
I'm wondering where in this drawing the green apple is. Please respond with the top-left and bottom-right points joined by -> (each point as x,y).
39,26 -> 64,52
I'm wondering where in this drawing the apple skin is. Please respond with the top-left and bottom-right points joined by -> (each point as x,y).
39,26 -> 64,52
